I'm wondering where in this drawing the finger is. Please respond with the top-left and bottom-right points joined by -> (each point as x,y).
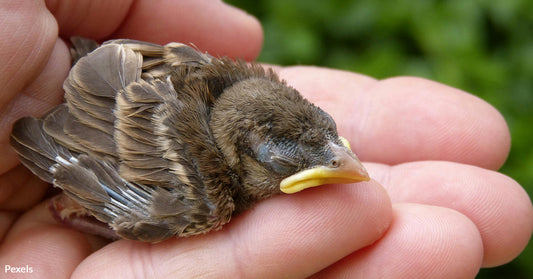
112,0 -> 263,60
366,161 -> 533,267
312,203 -> 484,279
279,67 -> 510,170
0,212 -> 18,241
0,165 -> 49,211
0,0 -> 58,111
71,181 -> 391,278
45,0 -> 133,39
0,0 -> 69,173
0,201 -> 95,278
47,0 -> 262,58
0,39 -> 69,173
0,0 -> 70,216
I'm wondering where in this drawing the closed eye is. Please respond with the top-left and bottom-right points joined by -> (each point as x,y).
269,155 -> 299,175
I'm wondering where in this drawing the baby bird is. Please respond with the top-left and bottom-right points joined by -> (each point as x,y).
10,38 -> 369,242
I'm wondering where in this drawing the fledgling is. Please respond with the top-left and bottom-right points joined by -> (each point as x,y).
10,38 -> 369,242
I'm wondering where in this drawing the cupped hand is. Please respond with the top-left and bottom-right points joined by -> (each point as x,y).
1,1 -> 531,278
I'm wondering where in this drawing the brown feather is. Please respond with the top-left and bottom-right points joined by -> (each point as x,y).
11,117 -> 74,183
70,37 -> 99,63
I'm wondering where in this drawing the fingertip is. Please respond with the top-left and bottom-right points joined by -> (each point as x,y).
389,204 -> 484,278
479,175 -> 533,267
359,76 -> 511,169
315,203 -> 484,278
366,161 -> 532,267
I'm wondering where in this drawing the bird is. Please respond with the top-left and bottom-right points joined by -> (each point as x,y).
10,38 -> 370,242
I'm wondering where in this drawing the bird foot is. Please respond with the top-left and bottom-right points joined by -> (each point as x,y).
49,193 -> 120,240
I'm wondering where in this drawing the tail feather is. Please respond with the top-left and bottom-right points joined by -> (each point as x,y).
10,117 -> 73,183
70,37 -> 99,65
10,137 -> 56,173
17,153 -> 54,183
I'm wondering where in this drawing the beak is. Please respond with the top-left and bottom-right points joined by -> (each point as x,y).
280,136 -> 370,194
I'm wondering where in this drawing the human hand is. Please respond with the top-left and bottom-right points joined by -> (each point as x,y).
1,1 -> 531,278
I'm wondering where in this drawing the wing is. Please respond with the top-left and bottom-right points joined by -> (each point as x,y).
62,39 -> 214,160
114,75 -> 237,240
10,39 -> 236,241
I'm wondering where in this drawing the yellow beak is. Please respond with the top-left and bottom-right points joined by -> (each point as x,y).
280,137 -> 370,194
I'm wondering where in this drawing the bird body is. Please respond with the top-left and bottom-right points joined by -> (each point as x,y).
10,38 -> 369,242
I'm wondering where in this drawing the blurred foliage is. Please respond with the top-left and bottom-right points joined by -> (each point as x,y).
226,0 -> 533,278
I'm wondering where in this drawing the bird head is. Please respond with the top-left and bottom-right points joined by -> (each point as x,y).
210,76 -> 370,206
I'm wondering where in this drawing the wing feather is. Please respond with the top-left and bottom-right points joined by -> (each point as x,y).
10,38 -> 241,241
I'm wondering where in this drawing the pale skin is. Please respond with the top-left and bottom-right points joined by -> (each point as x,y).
1,0 -> 532,278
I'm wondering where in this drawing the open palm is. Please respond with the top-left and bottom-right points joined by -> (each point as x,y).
1,1 -> 531,278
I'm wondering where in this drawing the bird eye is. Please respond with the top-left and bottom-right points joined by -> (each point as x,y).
255,141 -> 299,175
269,155 -> 298,175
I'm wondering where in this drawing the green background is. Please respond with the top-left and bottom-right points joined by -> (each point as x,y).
225,0 -> 533,278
